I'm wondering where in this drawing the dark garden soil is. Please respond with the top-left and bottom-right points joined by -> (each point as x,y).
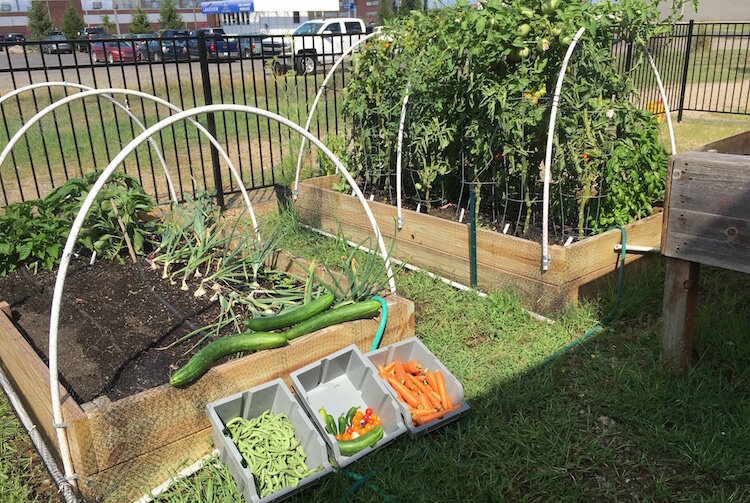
0,258 -> 251,404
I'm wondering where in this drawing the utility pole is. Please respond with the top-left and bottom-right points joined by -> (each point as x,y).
113,1 -> 121,36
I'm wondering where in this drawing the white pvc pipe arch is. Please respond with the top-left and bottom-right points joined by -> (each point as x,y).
395,84 -> 410,229
0,87 -> 261,239
292,31 -> 381,199
48,105 -> 397,485
541,28 -> 678,271
0,82 -> 178,203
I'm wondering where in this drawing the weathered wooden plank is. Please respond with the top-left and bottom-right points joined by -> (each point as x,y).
699,129 -> 750,156
663,228 -> 750,274
668,152 -> 750,221
661,157 -> 676,253
0,309 -> 96,475
564,212 -> 663,285
79,427 -> 214,503
80,294 -> 413,474
661,258 -> 699,371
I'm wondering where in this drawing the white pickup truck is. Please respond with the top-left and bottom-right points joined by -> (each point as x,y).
261,17 -> 368,75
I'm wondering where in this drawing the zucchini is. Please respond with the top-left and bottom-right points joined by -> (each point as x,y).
284,300 -> 382,341
337,426 -> 383,456
320,408 -> 337,435
244,293 -> 334,332
170,332 -> 287,387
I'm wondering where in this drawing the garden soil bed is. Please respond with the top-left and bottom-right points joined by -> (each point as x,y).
295,175 -> 663,315
0,250 -> 415,503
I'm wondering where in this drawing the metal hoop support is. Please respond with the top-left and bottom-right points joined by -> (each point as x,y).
48,104 -> 397,487
395,83 -> 410,230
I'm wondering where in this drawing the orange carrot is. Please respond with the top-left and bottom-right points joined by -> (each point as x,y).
395,390 -> 406,404
406,374 -> 440,408
417,389 -> 432,410
387,376 -> 420,409
378,365 -> 386,378
403,360 -> 423,374
409,407 -> 437,417
384,361 -> 396,373
393,361 -> 407,383
425,371 -> 439,393
435,371 -> 452,409
413,405 -> 460,426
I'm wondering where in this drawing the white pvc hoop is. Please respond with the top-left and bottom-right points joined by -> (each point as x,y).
48,105 -> 397,486
0,87 -> 260,238
0,82 -> 178,203
395,83 -> 410,230
542,26 -> 586,272
292,31 -> 380,199
644,48 -> 678,156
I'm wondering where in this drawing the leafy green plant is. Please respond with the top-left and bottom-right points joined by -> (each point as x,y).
343,0 -> 692,239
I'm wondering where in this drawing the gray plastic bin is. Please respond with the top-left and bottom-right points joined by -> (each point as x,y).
368,337 -> 470,437
207,378 -> 332,503
289,344 -> 406,467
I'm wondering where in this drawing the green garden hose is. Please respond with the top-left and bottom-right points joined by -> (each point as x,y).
369,295 -> 388,352
540,225 -> 627,367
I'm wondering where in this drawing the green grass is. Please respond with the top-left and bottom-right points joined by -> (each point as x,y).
149,209 -> 750,502
659,112 -> 750,152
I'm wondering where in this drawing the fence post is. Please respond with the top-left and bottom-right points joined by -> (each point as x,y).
197,31 -> 224,207
677,20 -> 694,123
624,40 -> 633,74
469,182 -> 477,289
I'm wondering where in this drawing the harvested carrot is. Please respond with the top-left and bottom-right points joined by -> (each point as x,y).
377,365 -> 387,378
393,361 -> 407,383
384,361 -> 396,373
403,360 -> 423,374
417,389 -> 432,410
413,405 -> 459,426
406,374 -> 440,408
387,376 -> 420,409
409,408 -> 437,417
395,390 -> 406,404
435,371 -> 452,409
425,371 -> 439,394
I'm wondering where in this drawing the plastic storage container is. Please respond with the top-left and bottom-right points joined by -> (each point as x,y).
368,337 -> 470,437
206,378 -> 333,503
289,344 -> 406,467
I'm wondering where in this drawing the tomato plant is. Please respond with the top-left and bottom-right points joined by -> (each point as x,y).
343,0 -> 691,238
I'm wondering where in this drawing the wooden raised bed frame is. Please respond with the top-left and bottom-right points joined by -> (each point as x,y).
296,175 -> 663,314
0,249 -> 414,502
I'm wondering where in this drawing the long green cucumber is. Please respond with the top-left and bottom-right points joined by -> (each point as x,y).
337,426 -> 383,456
284,300 -> 381,341
170,332 -> 288,387
244,293 -> 334,332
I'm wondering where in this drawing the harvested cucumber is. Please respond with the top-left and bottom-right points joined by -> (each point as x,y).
170,332 -> 287,387
244,293 -> 334,332
337,426 -> 383,456
284,300 -> 381,341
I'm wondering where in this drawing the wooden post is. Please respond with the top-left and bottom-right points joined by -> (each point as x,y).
661,257 -> 700,371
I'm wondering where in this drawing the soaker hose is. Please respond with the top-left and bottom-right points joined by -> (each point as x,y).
540,225 -> 627,367
369,295 -> 388,352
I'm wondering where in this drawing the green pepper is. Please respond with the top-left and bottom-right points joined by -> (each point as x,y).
319,408 -> 336,435
338,415 -> 347,435
345,406 -> 358,427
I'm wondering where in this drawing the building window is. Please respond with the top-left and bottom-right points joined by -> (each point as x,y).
366,0 -> 378,5
293,11 -> 300,23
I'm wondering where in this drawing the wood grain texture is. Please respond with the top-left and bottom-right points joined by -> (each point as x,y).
699,129 -> 750,156
661,258 -> 699,371
663,151 -> 750,272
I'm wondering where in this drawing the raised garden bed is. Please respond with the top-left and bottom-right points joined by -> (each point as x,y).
0,249 -> 414,502
295,174 -> 662,314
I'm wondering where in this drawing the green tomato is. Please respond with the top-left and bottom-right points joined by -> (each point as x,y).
550,26 -> 562,37
561,35 -> 573,46
519,46 -> 531,58
414,182 -> 423,190
520,7 -> 534,19
541,0 -> 558,15
536,38 -> 549,52
517,24 -> 531,37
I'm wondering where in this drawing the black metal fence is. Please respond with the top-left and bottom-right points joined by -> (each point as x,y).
1,22 -> 749,207
0,32 -> 362,206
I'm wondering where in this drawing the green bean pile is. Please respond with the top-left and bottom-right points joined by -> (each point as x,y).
224,411 -> 318,498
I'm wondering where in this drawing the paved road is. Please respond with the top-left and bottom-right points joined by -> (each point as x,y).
0,50 -> 273,94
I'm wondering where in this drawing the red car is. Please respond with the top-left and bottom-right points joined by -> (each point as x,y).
91,41 -> 137,63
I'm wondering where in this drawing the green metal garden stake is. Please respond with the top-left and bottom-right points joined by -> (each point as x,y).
469,182 -> 477,288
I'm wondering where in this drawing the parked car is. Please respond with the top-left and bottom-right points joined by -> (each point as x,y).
263,18 -> 366,75
161,28 -> 190,38
187,27 -> 237,59
5,33 -> 26,43
129,33 -> 154,53
77,26 -> 106,52
137,38 -> 189,61
91,40 -> 136,63
236,34 -> 262,58
41,34 -> 73,54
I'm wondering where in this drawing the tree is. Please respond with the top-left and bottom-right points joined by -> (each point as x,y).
129,6 -> 153,34
27,0 -> 53,40
101,14 -> 115,34
61,5 -> 85,40
377,0 -> 392,24
159,0 -> 185,30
